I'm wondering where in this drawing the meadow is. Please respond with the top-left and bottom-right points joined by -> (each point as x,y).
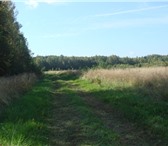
83,67 -> 168,100
0,67 -> 168,145
82,67 -> 168,144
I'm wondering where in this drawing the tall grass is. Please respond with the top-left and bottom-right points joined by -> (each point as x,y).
83,67 -> 168,100
0,73 -> 37,105
0,74 -> 51,146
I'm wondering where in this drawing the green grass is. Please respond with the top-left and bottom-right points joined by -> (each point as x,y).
47,72 -> 120,145
78,78 -> 168,143
0,72 -> 120,146
1,70 -> 168,145
0,77 -> 52,146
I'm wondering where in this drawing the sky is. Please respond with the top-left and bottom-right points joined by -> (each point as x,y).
13,0 -> 168,57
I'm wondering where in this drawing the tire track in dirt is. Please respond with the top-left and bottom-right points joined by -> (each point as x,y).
78,91 -> 165,146
48,93 -> 84,146
48,73 -> 166,146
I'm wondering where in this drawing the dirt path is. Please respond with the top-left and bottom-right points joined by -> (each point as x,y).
48,73 -> 166,146
48,94 -> 83,146
78,92 -> 151,146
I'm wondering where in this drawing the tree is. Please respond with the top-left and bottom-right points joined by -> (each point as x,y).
0,1 -> 36,76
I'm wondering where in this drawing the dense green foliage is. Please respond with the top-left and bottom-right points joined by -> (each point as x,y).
0,1 -> 37,76
34,54 -> 168,71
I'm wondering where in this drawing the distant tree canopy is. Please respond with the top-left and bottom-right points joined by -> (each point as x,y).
34,54 -> 168,71
1,2 -> 167,74
0,1 -> 37,76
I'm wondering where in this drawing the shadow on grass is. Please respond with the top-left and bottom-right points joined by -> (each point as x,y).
47,72 -> 120,146
48,93 -> 91,146
0,78 -> 53,145
83,85 -> 168,145
1,71 -> 167,146
47,71 -> 168,145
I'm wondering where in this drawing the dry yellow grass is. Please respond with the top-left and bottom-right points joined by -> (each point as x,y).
45,70 -> 79,74
83,67 -> 168,100
44,70 -> 66,74
0,73 -> 37,105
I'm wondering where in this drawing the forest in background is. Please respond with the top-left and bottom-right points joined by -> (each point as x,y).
34,54 -> 168,71
0,1 -> 37,76
0,1 -> 168,145
1,1 -> 167,75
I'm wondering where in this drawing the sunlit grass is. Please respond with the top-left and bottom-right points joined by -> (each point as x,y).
1,70 -> 167,145
0,76 -> 52,146
47,73 -> 120,146
81,67 -> 168,142
82,67 -> 168,100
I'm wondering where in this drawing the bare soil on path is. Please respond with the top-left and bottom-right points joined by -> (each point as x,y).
48,94 -> 83,146
79,92 -> 160,146
48,73 -> 167,146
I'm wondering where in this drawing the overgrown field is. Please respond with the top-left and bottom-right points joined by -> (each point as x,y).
82,67 -> 168,143
0,74 -> 51,145
83,67 -> 168,100
0,73 -> 37,106
0,68 -> 168,145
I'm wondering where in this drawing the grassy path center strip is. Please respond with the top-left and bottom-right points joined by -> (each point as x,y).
1,71 -> 167,146
48,73 -> 120,146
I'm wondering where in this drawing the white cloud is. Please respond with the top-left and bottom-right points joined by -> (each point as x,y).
25,0 -> 39,8
94,5 -> 168,17
42,0 -> 61,4
92,16 -> 168,29
24,0 -> 66,8
45,0 -> 56,4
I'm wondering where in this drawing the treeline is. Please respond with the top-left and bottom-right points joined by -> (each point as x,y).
0,1 -> 37,76
34,54 -> 168,71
